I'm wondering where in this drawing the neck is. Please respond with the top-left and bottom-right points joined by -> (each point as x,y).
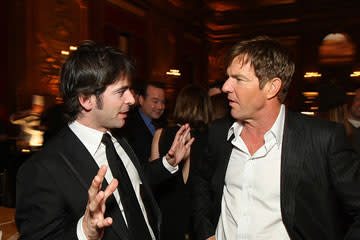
239,103 -> 282,155
76,114 -> 108,133
241,102 -> 282,137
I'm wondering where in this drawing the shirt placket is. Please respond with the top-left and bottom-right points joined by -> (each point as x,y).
237,155 -> 254,240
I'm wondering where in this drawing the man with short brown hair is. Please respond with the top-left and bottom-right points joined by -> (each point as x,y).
193,36 -> 360,240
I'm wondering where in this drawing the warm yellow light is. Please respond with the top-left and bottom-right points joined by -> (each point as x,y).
69,46 -> 77,51
310,106 -> 319,110
304,100 -> 314,104
166,69 -> 181,76
350,71 -> 360,77
347,92 -> 356,96
61,50 -> 70,55
302,92 -> 319,97
22,149 -> 31,153
304,72 -> 322,78
301,111 -> 315,116
45,57 -> 56,63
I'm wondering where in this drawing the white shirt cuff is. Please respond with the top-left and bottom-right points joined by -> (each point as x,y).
162,156 -> 179,174
76,216 -> 88,240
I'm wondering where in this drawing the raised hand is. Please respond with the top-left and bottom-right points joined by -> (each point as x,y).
166,123 -> 195,166
82,165 -> 118,240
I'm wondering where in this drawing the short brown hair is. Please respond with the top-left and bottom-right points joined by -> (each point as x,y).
225,36 -> 295,103
173,85 -> 212,129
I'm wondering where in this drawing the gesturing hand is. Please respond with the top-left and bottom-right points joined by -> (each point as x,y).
166,123 -> 195,166
82,165 -> 118,240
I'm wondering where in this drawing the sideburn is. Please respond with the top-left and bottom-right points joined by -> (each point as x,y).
96,95 -> 104,109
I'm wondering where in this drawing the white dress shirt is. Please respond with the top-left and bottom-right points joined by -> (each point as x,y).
348,118 -> 360,128
69,121 -> 178,240
216,104 -> 290,240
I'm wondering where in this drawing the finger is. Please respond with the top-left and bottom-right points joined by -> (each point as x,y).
103,178 -> 118,200
97,165 -> 107,182
169,125 -> 186,153
88,166 -> 107,198
97,217 -> 113,229
185,137 -> 195,148
183,127 -> 191,140
88,176 -> 101,203
89,190 -> 105,212
175,124 -> 187,139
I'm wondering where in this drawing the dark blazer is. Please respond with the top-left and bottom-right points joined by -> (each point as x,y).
16,126 -> 172,240
193,109 -> 360,240
349,124 -> 360,154
115,109 -> 153,165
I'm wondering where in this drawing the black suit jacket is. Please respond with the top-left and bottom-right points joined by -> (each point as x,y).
115,109 -> 154,165
349,124 -> 360,154
193,109 -> 360,240
16,126 -> 172,240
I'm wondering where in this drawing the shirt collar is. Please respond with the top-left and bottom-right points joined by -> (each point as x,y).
227,104 -> 286,148
348,118 -> 360,128
268,104 -> 285,147
138,108 -> 152,127
68,120 -> 113,157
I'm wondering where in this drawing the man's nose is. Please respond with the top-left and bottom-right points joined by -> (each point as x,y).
158,102 -> 165,110
222,78 -> 232,93
125,90 -> 135,105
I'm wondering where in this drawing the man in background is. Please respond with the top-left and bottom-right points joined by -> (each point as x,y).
118,81 -> 166,164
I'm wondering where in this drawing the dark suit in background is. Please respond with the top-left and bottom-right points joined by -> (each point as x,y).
349,124 -> 360,154
116,109 -> 154,164
193,110 -> 360,240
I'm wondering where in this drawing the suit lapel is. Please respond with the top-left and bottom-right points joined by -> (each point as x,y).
117,136 -> 144,175
60,127 -> 129,240
280,110 -> 305,236
214,135 -> 234,190
213,119 -> 234,200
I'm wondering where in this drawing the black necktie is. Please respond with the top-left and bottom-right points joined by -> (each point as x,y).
102,133 -> 152,240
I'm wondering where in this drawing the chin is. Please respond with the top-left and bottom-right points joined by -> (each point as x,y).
113,120 -> 125,129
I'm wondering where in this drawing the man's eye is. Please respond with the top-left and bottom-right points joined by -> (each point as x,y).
117,90 -> 125,96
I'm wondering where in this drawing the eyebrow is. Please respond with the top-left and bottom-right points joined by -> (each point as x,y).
113,86 -> 129,93
150,97 -> 166,102
228,72 -> 250,81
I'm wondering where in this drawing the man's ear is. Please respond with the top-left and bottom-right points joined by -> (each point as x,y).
78,94 -> 95,111
139,95 -> 144,106
265,78 -> 282,100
